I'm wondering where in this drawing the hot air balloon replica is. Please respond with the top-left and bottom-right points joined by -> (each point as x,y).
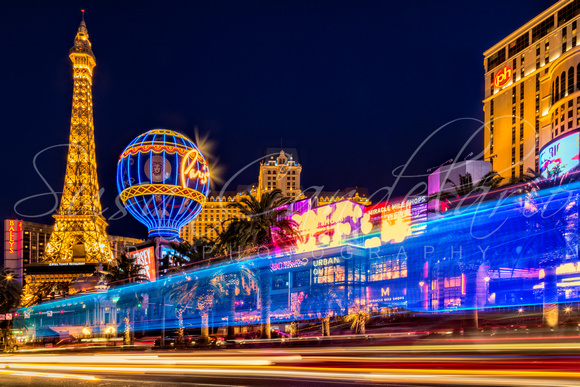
117,129 -> 210,241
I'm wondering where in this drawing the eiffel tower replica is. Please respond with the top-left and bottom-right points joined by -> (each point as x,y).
44,13 -> 113,264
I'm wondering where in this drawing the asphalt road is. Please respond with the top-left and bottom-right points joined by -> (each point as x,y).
2,340 -> 580,386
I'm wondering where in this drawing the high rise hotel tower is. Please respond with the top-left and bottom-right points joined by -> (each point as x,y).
484,0 -> 580,180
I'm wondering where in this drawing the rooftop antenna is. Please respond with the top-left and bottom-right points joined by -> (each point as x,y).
81,9 -> 85,22
427,158 -> 453,173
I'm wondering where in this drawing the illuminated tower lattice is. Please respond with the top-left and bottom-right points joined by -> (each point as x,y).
44,15 -> 113,263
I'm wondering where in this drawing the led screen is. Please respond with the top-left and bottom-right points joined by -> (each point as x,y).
539,130 -> 580,178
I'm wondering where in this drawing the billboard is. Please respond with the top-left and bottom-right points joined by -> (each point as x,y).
290,200 -> 366,252
363,196 -> 427,247
367,282 -> 407,306
539,130 -> 580,178
128,246 -> 157,281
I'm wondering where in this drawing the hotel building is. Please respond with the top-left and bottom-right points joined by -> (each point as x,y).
257,148 -> 302,198
3,218 -> 142,285
484,0 -> 580,180
180,148 -> 303,243
179,190 -> 249,242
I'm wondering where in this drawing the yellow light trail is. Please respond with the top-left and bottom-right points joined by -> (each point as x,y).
0,354 -> 289,366
0,369 -> 98,381
1,363 -> 580,387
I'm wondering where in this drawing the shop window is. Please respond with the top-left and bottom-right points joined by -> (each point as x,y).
272,273 -> 289,290
292,270 -> 310,288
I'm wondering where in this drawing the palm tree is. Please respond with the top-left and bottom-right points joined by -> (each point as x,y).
520,167 -> 543,183
165,238 -> 219,273
501,168 -> 580,329
523,189 -> 577,328
0,269 -> 22,352
21,281 -> 66,307
458,249 -> 484,331
445,171 -> 504,198
427,171 -> 503,214
167,272 -> 225,344
224,189 -> 300,256
116,290 -> 143,345
300,286 -> 343,336
221,268 -> 256,340
344,304 -> 370,334
222,189 -> 300,339
105,253 -> 145,285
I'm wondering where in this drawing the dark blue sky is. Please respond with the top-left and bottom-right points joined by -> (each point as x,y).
1,1 -> 554,238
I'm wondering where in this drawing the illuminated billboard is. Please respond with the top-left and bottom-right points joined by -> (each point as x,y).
363,196 -> 426,247
128,246 -> 157,281
290,200 -> 366,252
539,130 -> 580,178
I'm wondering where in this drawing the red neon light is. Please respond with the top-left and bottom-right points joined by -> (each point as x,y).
181,149 -> 209,186
7,220 -> 22,255
461,273 -> 466,296
17,221 -> 22,255
493,67 -> 512,88
8,220 -> 16,254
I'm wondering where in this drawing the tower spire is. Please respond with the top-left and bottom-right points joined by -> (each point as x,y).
44,18 -> 112,264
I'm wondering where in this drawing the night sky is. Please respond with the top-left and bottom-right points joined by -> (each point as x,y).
1,1 -> 554,239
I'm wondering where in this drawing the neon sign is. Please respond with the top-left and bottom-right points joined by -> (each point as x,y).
181,149 -> 209,187
493,67 -> 512,88
8,220 -> 16,253
313,257 -> 340,267
6,220 -> 21,255
271,257 -> 308,271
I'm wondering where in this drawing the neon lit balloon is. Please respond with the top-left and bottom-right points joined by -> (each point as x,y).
117,129 -> 210,239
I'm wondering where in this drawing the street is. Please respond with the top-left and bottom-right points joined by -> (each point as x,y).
2,339 -> 580,386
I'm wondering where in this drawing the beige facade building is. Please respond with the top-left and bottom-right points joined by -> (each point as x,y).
180,148 -> 303,243
258,148 -> 302,198
484,0 -> 580,181
315,187 -> 371,206
179,190 -> 249,242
